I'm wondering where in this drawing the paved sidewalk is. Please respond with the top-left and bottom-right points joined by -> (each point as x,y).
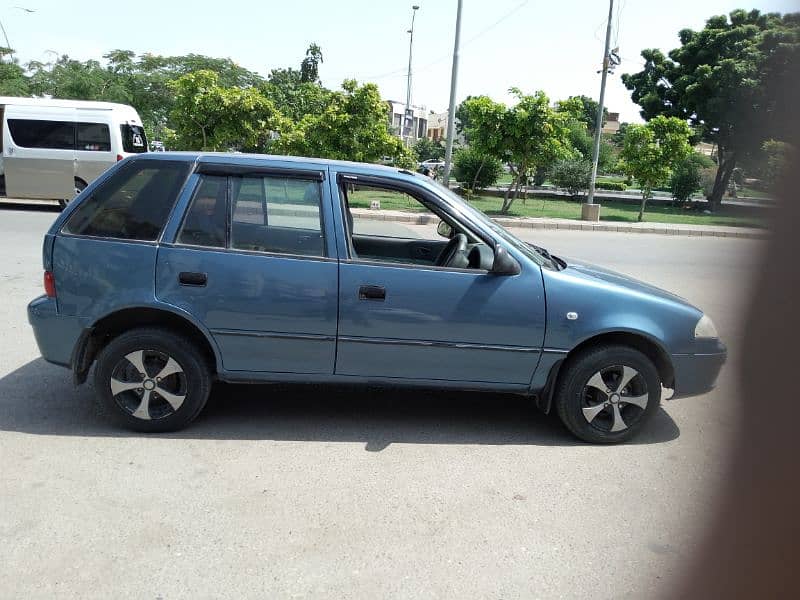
352,208 -> 768,239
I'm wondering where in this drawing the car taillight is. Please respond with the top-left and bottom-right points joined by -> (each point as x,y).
117,154 -> 124,161
44,271 -> 56,298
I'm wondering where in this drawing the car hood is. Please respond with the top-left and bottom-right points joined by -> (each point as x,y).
556,256 -> 691,306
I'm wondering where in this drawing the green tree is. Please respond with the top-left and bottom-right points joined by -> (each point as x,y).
550,158 -> 592,200
0,49 -> 29,95
275,79 -> 412,167
461,89 -> 573,213
669,154 -> 710,204
412,137 -> 445,162
300,43 -> 323,83
619,116 -> 693,221
566,94 -> 609,134
167,70 -> 284,151
452,147 -> 502,195
622,9 -> 800,209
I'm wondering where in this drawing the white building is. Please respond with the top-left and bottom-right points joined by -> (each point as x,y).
387,100 -> 427,143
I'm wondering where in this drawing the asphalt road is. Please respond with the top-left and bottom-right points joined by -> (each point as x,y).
0,203 -> 764,599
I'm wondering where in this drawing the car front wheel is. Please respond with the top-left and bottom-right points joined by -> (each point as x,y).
93,328 -> 212,432
554,345 -> 662,444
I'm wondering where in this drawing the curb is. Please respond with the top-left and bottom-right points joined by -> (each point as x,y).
350,209 -> 768,240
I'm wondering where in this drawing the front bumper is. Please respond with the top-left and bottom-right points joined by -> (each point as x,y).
670,340 -> 727,399
27,295 -> 85,369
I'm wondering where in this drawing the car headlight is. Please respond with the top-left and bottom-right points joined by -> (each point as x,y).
694,314 -> 718,339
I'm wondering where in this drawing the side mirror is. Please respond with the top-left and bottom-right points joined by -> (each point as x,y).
437,220 -> 453,238
490,245 -> 521,275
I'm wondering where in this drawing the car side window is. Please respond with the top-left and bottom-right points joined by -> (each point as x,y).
63,160 -> 191,241
230,176 -> 325,257
177,176 -> 227,248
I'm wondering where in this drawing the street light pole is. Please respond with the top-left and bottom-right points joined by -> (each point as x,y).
403,5 -> 420,146
584,0 -> 614,221
442,0 -> 463,185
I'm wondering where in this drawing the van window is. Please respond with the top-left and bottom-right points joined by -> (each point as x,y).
7,119 -> 75,149
120,124 -> 148,154
76,123 -> 111,152
63,160 -> 190,241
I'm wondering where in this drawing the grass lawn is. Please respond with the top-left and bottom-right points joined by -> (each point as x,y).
348,190 -> 764,228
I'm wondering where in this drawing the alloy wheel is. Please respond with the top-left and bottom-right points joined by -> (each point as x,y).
109,349 -> 187,421
581,365 -> 649,433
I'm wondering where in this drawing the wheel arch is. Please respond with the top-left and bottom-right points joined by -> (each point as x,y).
538,330 -> 674,414
72,305 -> 222,384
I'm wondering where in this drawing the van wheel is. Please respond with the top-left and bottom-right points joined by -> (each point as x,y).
554,345 -> 661,444
93,328 -> 212,432
59,178 -> 86,209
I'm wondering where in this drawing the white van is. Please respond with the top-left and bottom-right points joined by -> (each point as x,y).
0,97 -> 148,206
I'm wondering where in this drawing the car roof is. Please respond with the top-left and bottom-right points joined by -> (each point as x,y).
134,151 -> 412,177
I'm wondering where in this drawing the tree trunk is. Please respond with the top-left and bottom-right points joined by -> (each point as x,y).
638,188 -> 651,222
471,158 -> 486,193
501,174 -> 521,214
708,147 -> 737,212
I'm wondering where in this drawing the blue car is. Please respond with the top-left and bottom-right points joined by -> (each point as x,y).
27,153 -> 726,443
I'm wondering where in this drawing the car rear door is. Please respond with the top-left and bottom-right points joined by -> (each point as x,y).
156,162 -> 339,375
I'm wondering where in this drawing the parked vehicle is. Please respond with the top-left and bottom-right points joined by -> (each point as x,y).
0,96 -> 147,207
27,152 -> 726,443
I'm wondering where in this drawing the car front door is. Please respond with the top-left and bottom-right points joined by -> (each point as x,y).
330,171 -> 546,386
156,163 -> 339,375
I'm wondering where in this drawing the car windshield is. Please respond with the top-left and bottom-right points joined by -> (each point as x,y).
422,175 -> 558,269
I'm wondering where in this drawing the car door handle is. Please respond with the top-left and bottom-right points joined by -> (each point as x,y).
179,272 -> 207,287
359,285 -> 386,301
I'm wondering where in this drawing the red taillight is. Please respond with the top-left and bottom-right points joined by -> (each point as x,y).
117,154 -> 124,162
44,271 -> 56,298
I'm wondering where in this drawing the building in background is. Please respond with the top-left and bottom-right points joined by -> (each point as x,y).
425,109 -> 466,145
602,111 -> 621,134
387,100 -> 427,144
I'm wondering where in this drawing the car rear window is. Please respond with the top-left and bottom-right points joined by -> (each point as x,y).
63,160 -> 190,241
120,124 -> 148,154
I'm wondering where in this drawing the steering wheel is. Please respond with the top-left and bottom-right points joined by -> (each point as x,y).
435,233 -> 468,267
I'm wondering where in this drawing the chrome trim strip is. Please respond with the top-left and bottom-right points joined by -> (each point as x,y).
338,336 -> 540,353
210,329 -> 336,342
542,348 -> 569,355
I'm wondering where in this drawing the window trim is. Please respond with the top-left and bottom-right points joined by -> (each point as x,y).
60,159 -> 193,242
335,172 -> 497,271
174,173 -> 329,259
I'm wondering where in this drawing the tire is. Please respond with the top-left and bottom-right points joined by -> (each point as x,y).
93,327 -> 212,432
554,345 -> 661,444
59,178 -> 87,209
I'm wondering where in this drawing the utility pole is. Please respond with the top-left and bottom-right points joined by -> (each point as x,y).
442,0 -> 463,185
404,5 -> 420,146
583,0 -> 614,221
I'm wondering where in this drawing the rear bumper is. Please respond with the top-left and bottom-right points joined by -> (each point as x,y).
27,295 -> 84,369
671,341 -> 727,399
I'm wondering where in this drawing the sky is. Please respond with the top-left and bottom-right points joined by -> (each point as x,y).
3,0 -> 798,124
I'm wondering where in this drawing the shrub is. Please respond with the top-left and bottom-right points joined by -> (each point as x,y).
699,167 -> 717,198
549,158 -> 592,199
595,180 -> 627,191
669,155 -> 702,203
453,148 -> 503,193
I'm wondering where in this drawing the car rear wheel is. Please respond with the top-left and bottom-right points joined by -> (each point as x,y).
59,178 -> 87,209
93,328 -> 212,432
554,345 -> 661,444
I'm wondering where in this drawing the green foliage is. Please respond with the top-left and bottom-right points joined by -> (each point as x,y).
564,95 -> 608,134
619,115 -> 693,220
564,119 -> 614,171
622,9 -> 800,206
453,148 -> 503,194
669,155 -> 704,203
460,88 -> 574,213
412,137 -> 446,162
761,140 -> 794,190
595,181 -> 627,191
167,70 -> 284,152
300,43 -> 323,83
0,50 -> 29,95
274,79 -> 412,167
549,158 -> 592,199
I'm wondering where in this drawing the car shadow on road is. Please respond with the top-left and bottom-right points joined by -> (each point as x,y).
0,201 -> 61,213
0,358 -> 680,449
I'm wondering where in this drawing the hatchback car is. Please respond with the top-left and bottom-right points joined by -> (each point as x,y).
28,152 -> 726,443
